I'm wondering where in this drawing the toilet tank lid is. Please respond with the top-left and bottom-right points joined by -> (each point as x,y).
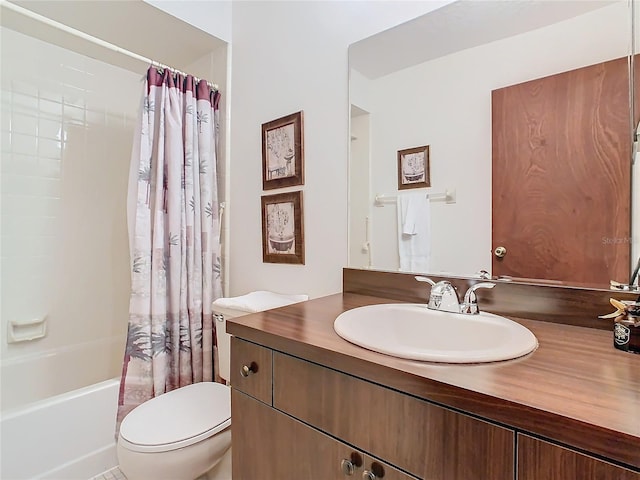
119,382 -> 231,453
212,290 -> 309,314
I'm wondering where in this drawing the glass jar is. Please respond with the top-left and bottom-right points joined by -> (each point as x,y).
613,301 -> 640,354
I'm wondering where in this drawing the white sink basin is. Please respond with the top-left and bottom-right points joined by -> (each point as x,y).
334,303 -> 538,363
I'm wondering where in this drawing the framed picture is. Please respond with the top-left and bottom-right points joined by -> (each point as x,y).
397,145 -> 430,190
262,111 -> 304,190
261,191 -> 305,264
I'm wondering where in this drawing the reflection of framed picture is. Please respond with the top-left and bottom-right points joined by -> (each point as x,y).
262,111 -> 304,190
261,191 -> 304,264
397,145 -> 430,190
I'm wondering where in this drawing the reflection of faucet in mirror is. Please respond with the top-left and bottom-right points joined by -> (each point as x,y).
477,270 -> 491,280
611,256 -> 640,291
415,276 -> 495,315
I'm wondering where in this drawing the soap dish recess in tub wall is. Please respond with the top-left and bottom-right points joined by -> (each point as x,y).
7,316 -> 47,343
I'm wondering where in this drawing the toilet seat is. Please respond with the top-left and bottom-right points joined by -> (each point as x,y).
119,382 -> 231,453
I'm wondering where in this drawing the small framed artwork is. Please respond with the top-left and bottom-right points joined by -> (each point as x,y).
262,111 -> 304,190
261,191 -> 305,264
397,145 -> 430,190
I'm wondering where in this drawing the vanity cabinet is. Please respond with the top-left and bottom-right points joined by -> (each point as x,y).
232,389 -> 416,479
517,434 -> 639,480
230,337 -> 514,480
226,283 -> 640,479
230,336 -> 640,480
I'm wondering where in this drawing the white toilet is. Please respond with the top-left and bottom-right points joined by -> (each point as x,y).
117,312 -> 239,480
117,291 -> 307,480
117,382 -> 232,480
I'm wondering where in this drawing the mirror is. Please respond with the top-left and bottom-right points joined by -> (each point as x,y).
348,0 -> 639,288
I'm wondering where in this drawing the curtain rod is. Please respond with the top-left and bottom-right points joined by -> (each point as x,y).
0,0 -> 219,91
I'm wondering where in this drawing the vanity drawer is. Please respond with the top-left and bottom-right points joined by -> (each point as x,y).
273,352 -> 514,480
230,337 -> 272,405
517,434 -> 640,480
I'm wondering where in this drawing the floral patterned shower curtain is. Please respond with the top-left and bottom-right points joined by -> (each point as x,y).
117,66 -> 223,431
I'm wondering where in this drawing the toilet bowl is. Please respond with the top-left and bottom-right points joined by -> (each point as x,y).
117,382 -> 231,480
117,291 -> 307,480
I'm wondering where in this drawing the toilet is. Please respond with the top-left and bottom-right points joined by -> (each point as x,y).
116,382 -> 232,480
117,291 -> 307,480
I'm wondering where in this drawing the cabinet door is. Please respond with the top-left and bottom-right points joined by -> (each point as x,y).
233,389 -> 414,479
273,352 -> 514,480
518,434 -> 640,480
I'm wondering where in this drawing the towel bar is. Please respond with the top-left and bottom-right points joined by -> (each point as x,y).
374,188 -> 456,206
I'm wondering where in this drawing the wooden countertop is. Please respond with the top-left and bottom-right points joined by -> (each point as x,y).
226,292 -> 640,470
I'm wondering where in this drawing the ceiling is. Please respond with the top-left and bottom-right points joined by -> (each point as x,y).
1,0 -> 227,74
349,0 -> 617,79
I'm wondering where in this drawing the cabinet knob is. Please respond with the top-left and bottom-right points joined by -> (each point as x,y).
240,363 -> 256,377
362,471 -> 376,480
341,452 -> 363,476
341,459 -> 355,476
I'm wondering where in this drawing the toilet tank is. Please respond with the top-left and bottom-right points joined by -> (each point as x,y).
212,291 -> 309,383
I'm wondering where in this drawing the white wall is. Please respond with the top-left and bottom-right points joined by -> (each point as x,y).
144,0 -> 232,43
362,2 -> 630,276
349,112 -> 371,269
349,69 -> 373,114
228,1 -> 449,298
136,1 -> 452,298
0,27 -> 136,408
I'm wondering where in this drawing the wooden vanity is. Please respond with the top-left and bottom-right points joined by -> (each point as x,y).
228,270 -> 640,479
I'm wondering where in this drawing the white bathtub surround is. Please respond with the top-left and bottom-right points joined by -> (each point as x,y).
0,335 -> 125,410
0,379 -> 120,480
0,25 -> 134,408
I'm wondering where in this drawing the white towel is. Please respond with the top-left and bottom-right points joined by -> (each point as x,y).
212,290 -> 308,314
397,192 -> 431,272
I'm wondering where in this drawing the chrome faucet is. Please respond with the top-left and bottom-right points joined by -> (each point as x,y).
415,277 -> 460,312
415,276 -> 495,314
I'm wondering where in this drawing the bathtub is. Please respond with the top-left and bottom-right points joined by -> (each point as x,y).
1,378 -> 121,480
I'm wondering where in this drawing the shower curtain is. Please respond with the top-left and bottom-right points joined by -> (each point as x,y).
117,66 -> 223,430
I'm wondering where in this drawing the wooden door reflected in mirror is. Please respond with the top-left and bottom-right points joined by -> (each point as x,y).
492,57 -> 633,285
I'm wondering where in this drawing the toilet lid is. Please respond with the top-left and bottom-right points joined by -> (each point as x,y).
119,382 -> 231,453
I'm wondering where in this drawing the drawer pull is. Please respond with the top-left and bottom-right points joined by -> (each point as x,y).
341,452 -> 363,476
341,459 -> 355,476
364,462 -> 385,479
241,362 -> 257,377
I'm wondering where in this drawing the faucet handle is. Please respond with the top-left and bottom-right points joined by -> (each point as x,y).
415,277 -> 461,313
461,282 -> 495,314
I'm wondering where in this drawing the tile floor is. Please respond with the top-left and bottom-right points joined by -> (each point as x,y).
89,466 -> 127,480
